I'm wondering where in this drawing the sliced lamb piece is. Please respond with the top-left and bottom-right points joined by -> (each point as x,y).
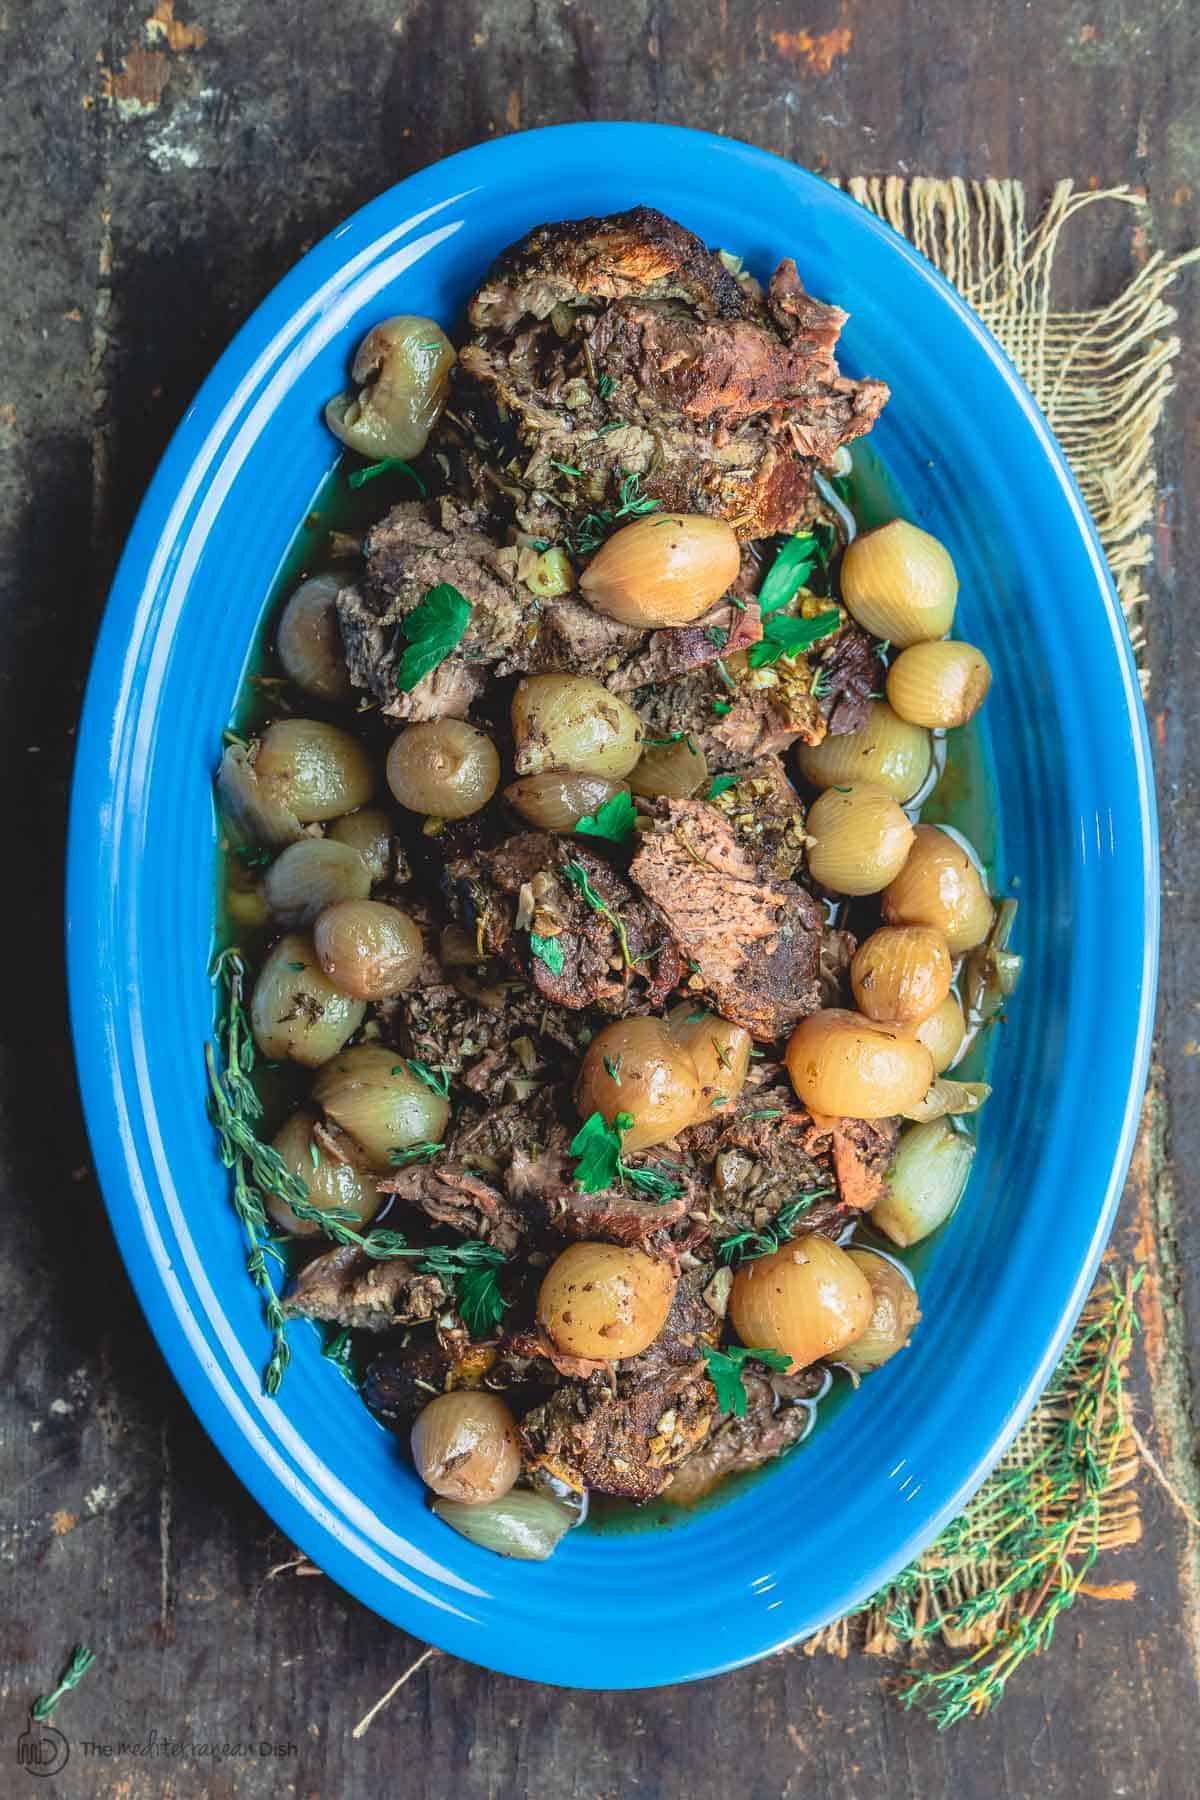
446,833 -> 683,1016
283,1246 -> 448,1333
335,497 -> 535,717
506,1130 -> 695,1257
629,798 -> 824,1040
378,1160 -> 528,1256
814,624 -> 886,738
519,1356 -> 715,1501
469,205 -> 756,331
664,1365 -> 825,1505
606,599 -> 762,692
529,594 -> 645,676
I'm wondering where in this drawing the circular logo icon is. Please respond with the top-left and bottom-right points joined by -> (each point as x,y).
16,1723 -> 70,1777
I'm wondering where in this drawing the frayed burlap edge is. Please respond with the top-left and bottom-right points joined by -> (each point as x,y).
808,179 -> 1196,1666
835,176 -> 1199,681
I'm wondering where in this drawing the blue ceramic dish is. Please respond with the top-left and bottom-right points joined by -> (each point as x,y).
67,124 -> 1157,1688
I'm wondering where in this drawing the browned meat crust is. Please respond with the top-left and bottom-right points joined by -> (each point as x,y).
629,799 -> 823,1039
283,1246 -> 448,1333
447,833 -> 683,1016
664,1366 -> 824,1504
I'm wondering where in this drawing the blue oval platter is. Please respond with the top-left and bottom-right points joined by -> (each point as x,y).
66,123 -> 1157,1688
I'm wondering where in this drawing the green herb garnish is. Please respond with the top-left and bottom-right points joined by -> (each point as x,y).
603,1055 -> 623,1084
715,1190 -> 834,1267
706,774 -> 740,801
31,1645 -> 96,1723
321,1327 -> 361,1388
348,456 -> 427,494
386,1141 -> 443,1169
597,372 -> 616,399
567,471 -> 661,556
706,625 -> 728,649
561,856 -> 633,968
404,1059 -> 451,1099
702,1343 -> 792,1416
574,789 -> 638,846
712,699 -> 732,716
569,1110 -> 686,1202
395,583 -> 471,692
551,460 -> 583,478
757,533 -> 820,616
529,931 -> 565,976
748,608 -> 841,670
417,1241 -> 508,1337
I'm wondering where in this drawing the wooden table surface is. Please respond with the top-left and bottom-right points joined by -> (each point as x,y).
2,3 -> 1197,1794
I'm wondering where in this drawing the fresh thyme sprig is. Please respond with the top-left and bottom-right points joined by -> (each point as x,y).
31,1645 -> 96,1723
561,857 -> 634,968
715,1189 -> 835,1266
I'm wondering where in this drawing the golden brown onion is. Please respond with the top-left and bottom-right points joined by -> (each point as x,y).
838,1250 -> 922,1374
794,701 -> 932,804
511,675 -> 644,779
840,519 -> 958,646
579,513 -> 740,627
324,315 -> 456,461
276,575 -> 353,703
249,934 -> 365,1066
266,1109 -> 380,1236
410,1392 -> 522,1504
784,1008 -> 933,1118
504,772 -> 630,832
629,735 -> 708,799
729,1235 -> 874,1373
255,719 -> 375,822
912,991 -> 967,1074
327,807 -> 394,882
386,720 -> 500,820
537,1242 -> 677,1361
313,1044 -> 450,1168
666,1003 -> 751,1117
804,783 -> 914,896
886,640 -> 992,728
851,926 -> 953,1026
216,741 -> 307,848
576,1017 -> 701,1151
881,824 -> 994,954
313,900 -> 424,1000
263,838 -> 372,929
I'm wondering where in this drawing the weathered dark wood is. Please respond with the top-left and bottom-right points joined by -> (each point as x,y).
1,1 -> 1197,1794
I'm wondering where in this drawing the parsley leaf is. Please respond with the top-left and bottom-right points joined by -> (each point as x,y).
529,932 -> 565,976
705,625 -> 728,649
551,460 -> 583,478
569,1110 -> 625,1192
702,1343 -> 792,1416
395,583 -> 471,691
403,1059 -> 451,1099
348,456 -> 427,495
321,1327 -> 361,1388
596,372 -> 616,400
712,699 -> 732,716
706,774 -> 740,801
748,608 -> 841,670
574,789 -> 638,846
417,1241 -> 508,1338
757,534 -> 819,617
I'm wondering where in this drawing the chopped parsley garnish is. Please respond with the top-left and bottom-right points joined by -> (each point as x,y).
417,1241 -> 508,1337
551,460 -> 583,478
596,371 -> 617,399
757,532 -> 820,616
603,1055 -> 623,1083
715,1190 -> 834,1267
574,789 -> 638,846
395,583 -> 471,691
643,729 -> 686,747
748,608 -> 841,670
706,774 -> 740,801
321,1327 -> 361,1388
702,1343 -> 792,1416
403,1059 -> 451,1099
705,625 -> 729,649
348,456 -> 427,495
712,699 -> 732,716
529,932 -> 565,976
569,1110 -> 686,1202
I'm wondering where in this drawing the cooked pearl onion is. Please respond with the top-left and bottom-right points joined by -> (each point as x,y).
263,838 -> 372,929
313,899 -> 424,1000
840,519 -> 958,646
411,1392 -> 522,1504
504,772 -> 630,833
255,718 -> 376,822
327,807 -> 394,882
784,1008 -> 933,1119
537,1242 -> 677,1361
666,1003 -> 751,1116
386,720 -> 500,819
838,1250 -> 921,1374
851,926 -> 953,1026
804,783 -> 914,896
511,675 -> 644,780
267,1109 -> 380,1236
794,701 -> 932,804
912,991 -> 967,1074
629,735 -> 708,799
325,314 -> 456,461
579,513 -> 740,627
886,640 -> 992,728
882,825 -> 994,954
276,575 -> 353,702
576,1017 -> 701,1151
729,1235 -> 874,1373
249,933 -> 365,1067
312,1043 -> 450,1168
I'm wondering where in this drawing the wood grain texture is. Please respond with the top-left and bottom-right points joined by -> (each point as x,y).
1,2 -> 1197,1794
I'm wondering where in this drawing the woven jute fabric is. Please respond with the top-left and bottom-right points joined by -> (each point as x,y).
809,178 -> 1196,1666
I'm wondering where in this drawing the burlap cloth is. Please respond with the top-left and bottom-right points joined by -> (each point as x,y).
805,178 -> 1197,1719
